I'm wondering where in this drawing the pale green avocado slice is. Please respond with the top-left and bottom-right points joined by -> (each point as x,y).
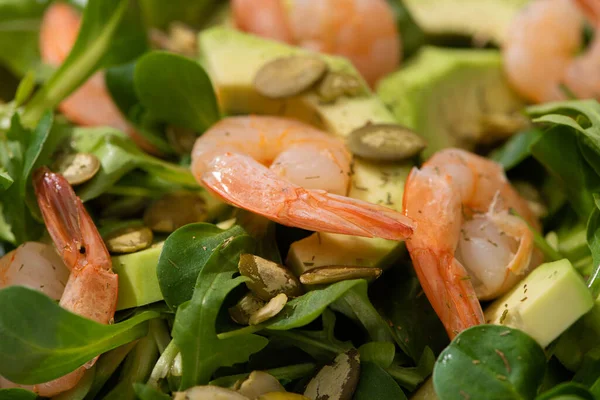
198,27 -> 412,274
377,46 -> 525,158
113,244 -> 163,310
403,0 -> 529,45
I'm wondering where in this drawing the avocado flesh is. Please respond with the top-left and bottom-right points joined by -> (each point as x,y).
199,27 -> 411,274
113,244 -> 163,310
377,46 -> 525,158
403,0 -> 528,45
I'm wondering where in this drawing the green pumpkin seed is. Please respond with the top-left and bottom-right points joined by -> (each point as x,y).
249,293 -> 288,325
229,292 -> 266,325
238,371 -> 286,399
143,192 -> 207,233
238,254 -> 304,301
254,56 -> 327,99
56,153 -> 100,185
347,123 -> 426,162
104,226 -> 153,254
304,350 -> 360,400
318,71 -> 364,103
299,265 -> 382,285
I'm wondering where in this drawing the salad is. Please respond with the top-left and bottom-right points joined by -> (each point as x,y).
0,0 -> 599,399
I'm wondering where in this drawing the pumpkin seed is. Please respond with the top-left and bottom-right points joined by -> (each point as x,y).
304,349 -> 360,400
238,371 -> 286,399
143,192 -> 207,233
254,56 -> 327,99
347,123 -> 426,162
229,292 -> 266,325
249,293 -> 288,325
238,254 -> 304,301
166,125 -> 196,155
176,386 -> 250,400
104,226 -> 153,254
56,153 -> 100,185
299,265 -> 382,285
318,71 -> 363,103
258,393 -> 311,400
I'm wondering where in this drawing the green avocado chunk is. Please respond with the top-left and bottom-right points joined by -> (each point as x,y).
198,27 -> 412,274
403,0 -> 529,45
377,46 -> 526,157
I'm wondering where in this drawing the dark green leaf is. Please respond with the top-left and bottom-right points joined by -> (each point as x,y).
105,62 -> 139,117
386,347 -> 435,391
433,325 -> 546,400
138,0 -> 220,28
353,362 -> 408,400
0,286 -> 158,384
587,196 -> 600,298
135,51 -> 219,133
573,346 -> 600,396
0,389 -> 37,400
358,342 -> 396,369
0,169 -> 13,190
133,383 -> 171,400
85,342 -> 138,400
385,0 -> 426,59
20,111 -> 53,196
536,382 -> 595,400
489,128 -> 543,170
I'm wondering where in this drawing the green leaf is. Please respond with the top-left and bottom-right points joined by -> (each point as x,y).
105,62 -> 139,117
489,128 -> 543,170
573,346 -> 600,395
52,364 -> 96,400
386,347 -> 435,391
433,325 -> 546,400
586,196 -> 600,298
22,0 -> 146,127
135,51 -> 219,133
265,279 -> 365,330
0,286 -> 158,384
535,382 -> 595,400
358,342 -> 396,369
14,71 -> 36,107
386,0 -> 426,59
20,111 -> 53,196
0,389 -> 37,400
157,223 -> 245,309
133,383 -> 171,400
353,362 -> 408,400
0,169 -> 13,190
138,0 -> 220,28
0,204 -> 15,244
164,223 -> 268,388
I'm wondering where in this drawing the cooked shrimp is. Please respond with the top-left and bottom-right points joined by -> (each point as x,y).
232,0 -> 400,86
503,0 -> 600,103
0,167 -> 118,397
191,116 -> 414,240
39,3 -> 160,155
403,149 -> 541,338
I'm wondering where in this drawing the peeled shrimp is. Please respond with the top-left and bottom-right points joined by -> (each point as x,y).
0,167 -> 118,397
39,3 -> 160,155
403,149 -> 541,338
503,0 -> 600,103
232,0 -> 400,86
191,116 -> 414,240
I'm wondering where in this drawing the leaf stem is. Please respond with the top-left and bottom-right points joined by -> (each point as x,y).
209,363 -> 316,387
510,209 -> 563,261
147,340 -> 179,388
216,325 -> 264,340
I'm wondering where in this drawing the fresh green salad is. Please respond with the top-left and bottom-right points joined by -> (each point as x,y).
0,0 -> 599,399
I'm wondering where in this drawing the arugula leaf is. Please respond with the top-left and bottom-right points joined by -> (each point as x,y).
133,383 -> 171,400
354,362 -> 408,400
535,382 -> 595,400
0,286 -> 159,384
386,0 -> 426,59
0,169 -> 13,190
587,197 -> 600,298
0,389 -> 37,400
358,342 -> 396,369
433,325 -> 546,400
164,223 -> 268,388
489,128 -> 543,170
134,51 -> 219,133
386,347 -> 435,391
22,0 -> 146,127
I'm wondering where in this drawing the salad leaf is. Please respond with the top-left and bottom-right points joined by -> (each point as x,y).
0,286 -> 159,384
52,364 -> 96,400
535,382 -> 595,400
134,51 -> 219,133
0,389 -> 37,400
138,0 -> 220,28
133,383 -> 171,400
386,0 -> 426,59
86,342 -> 138,399
105,62 -> 139,118
164,224 -> 268,388
358,342 -> 396,369
22,0 -> 146,127
386,347 -> 435,391
587,197 -> 600,297
353,362 -> 408,400
433,325 -> 546,400
489,128 -> 543,170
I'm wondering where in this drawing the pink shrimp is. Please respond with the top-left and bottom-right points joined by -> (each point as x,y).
403,149 -> 541,339
503,0 -> 600,103
39,3 -> 160,155
231,0 -> 400,86
191,116 -> 414,240
0,167 -> 118,396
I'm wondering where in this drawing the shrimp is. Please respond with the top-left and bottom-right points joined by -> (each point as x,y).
231,0 -> 400,86
403,149 -> 541,339
191,116 -> 414,240
503,0 -> 600,103
39,3 -> 160,155
0,167 -> 118,397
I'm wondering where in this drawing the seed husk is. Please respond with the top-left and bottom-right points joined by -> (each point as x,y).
347,123 -> 427,162
258,393 -> 311,400
254,56 -> 328,99
166,125 -> 196,155
238,254 -> 304,301
299,265 -> 382,285
304,349 -> 360,400
238,371 -> 286,399
56,153 -> 100,185
176,386 -> 250,400
318,71 -> 363,103
229,292 -> 266,325
104,226 -> 154,254
249,293 -> 288,325
144,192 -> 207,233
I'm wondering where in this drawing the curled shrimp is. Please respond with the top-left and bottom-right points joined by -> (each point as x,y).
503,0 -> 600,103
231,0 -> 400,86
39,3 -> 160,155
403,149 -> 541,338
191,116 -> 414,240
0,167 -> 118,397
